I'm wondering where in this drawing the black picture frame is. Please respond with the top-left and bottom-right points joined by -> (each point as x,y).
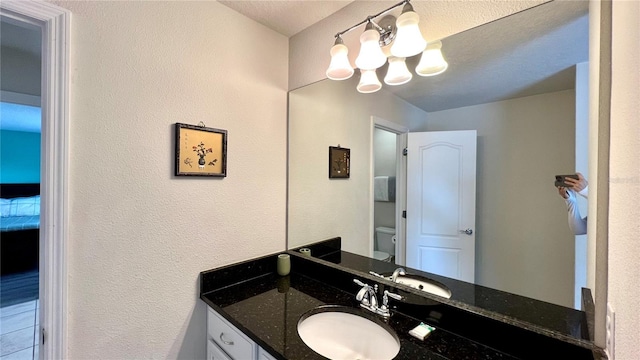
329,146 -> 350,179
175,123 -> 227,177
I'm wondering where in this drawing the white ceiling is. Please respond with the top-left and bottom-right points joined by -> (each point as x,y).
389,0 -> 589,112
218,0 -> 355,37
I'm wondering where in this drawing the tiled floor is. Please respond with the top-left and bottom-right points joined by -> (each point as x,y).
0,300 -> 39,360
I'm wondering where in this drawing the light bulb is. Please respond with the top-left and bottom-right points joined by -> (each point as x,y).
326,40 -> 354,80
384,57 -> 412,86
357,69 -> 382,93
390,4 -> 427,58
416,40 -> 448,77
355,23 -> 387,70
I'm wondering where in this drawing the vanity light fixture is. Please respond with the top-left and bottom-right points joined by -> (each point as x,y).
354,20 -> 388,71
384,56 -> 412,85
325,0 -> 448,93
389,2 -> 427,58
326,36 -> 354,80
415,40 -> 449,76
357,69 -> 383,93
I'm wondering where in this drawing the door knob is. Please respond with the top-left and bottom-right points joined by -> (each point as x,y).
459,228 -> 473,235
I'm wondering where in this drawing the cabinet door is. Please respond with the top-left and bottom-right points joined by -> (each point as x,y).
258,347 -> 277,360
208,339 -> 232,360
207,308 -> 257,360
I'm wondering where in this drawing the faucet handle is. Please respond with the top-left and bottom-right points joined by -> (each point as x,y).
369,271 -> 388,279
353,278 -> 368,287
354,279 -> 373,305
384,290 -> 403,301
382,290 -> 403,308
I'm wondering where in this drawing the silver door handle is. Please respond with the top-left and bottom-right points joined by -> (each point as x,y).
219,333 -> 234,346
460,228 -> 473,235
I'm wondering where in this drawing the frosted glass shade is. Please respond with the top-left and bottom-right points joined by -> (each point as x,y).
355,29 -> 387,70
384,57 -> 412,86
357,69 -> 382,93
390,11 -> 427,58
416,41 -> 448,77
326,43 -> 354,80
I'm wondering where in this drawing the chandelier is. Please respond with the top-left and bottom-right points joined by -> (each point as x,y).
325,0 -> 448,93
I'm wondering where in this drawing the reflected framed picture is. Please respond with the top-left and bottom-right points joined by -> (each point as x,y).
175,123 -> 227,177
329,146 -> 350,179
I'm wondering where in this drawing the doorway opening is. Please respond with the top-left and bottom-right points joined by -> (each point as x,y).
371,117 -> 408,266
0,17 -> 42,360
0,1 -> 70,358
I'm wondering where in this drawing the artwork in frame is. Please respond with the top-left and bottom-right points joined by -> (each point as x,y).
175,123 -> 227,177
329,146 -> 350,179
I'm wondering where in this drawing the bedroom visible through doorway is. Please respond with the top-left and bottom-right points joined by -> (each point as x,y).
0,16 -> 42,360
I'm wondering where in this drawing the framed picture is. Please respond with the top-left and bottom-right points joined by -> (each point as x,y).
175,123 -> 227,177
329,146 -> 350,179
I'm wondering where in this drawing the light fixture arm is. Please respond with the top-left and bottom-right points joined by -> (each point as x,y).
333,0 -> 409,39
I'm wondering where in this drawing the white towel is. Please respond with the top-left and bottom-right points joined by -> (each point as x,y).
374,176 -> 389,201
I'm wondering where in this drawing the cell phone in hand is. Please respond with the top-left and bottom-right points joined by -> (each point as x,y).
555,174 -> 579,187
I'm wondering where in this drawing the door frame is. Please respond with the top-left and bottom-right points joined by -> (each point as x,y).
0,1 -> 70,359
370,116 -> 408,266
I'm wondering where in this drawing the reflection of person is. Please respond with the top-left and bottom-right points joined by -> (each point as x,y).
557,172 -> 588,235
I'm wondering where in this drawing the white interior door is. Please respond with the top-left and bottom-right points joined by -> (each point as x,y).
406,130 -> 477,282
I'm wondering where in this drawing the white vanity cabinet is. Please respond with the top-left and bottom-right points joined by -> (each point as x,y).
258,347 -> 278,360
207,307 -> 278,360
207,338 -> 231,360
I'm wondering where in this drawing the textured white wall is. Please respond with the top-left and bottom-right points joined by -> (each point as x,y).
288,77 -> 426,256
415,90 -> 576,307
608,1 -> 640,358
289,0 -> 547,90
52,1 -> 287,358
0,46 -> 40,95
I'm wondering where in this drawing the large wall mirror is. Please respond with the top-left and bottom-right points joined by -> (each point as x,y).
288,0 -> 593,323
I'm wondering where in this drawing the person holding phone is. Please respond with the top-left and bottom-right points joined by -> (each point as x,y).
557,172 -> 588,235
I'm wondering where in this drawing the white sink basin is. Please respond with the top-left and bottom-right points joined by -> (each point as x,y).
297,306 -> 400,360
395,276 -> 452,299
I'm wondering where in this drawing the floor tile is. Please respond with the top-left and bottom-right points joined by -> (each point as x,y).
0,311 -> 36,335
32,326 -> 37,348
0,346 -> 33,360
0,327 -> 34,357
0,302 -> 35,318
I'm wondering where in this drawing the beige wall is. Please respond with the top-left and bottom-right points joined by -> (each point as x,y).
52,1 -> 287,358
418,90 -> 576,307
28,0 -> 639,358
608,1 -> 640,358
288,77 -> 426,256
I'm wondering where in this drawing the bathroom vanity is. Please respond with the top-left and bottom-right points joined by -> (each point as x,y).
200,241 -> 605,360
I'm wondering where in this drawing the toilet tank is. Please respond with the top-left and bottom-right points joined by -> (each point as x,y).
375,226 -> 396,255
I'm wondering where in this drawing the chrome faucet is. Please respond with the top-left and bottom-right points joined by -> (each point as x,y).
353,279 -> 402,318
391,267 -> 406,282
354,279 -> 379,310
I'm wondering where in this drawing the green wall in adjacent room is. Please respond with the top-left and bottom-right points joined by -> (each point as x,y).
0,130 -> 41,184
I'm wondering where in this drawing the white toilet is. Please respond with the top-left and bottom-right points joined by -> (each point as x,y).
373,226 -> 396,262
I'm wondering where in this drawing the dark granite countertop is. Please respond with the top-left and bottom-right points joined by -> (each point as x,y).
200,250 -> 602,360
202,267 -> 518,359
292,238 -> 604,352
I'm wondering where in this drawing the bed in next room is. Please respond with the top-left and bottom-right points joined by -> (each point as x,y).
1,183 -> 40,275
